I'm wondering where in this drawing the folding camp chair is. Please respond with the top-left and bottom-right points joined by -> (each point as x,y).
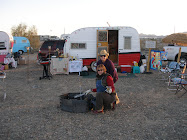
158,65 -> 171,81
167,64 -> 187,97
172,77 -> 187,97
159,61 -> 180,81
166,62 -> 181,85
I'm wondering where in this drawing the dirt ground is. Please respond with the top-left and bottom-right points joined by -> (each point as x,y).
0,53 -> 186,140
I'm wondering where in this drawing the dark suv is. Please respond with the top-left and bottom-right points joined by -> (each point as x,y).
38,40 -> 65,61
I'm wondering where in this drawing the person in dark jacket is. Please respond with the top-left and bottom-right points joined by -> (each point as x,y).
92,64 -> 116,113
97,50 -> 118,83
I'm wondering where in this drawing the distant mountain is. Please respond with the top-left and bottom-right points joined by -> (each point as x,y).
139,33 -> 165,38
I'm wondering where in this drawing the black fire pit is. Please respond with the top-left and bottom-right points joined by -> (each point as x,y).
60,93 -> 93,113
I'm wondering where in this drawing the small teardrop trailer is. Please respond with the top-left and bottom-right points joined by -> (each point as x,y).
0,31 -> 14,63
12,36 -> 30,54
64,26 -> 141,71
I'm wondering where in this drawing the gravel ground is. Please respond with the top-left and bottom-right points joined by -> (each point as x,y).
0,53 -> 186,140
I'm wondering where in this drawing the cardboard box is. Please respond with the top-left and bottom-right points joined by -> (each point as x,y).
19,59 -> 26,65
121,65 -> 132,73
19,57 -> 27,65
4,64 -> 9,70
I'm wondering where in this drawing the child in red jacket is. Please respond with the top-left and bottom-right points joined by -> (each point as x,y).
92,64 -> 116,113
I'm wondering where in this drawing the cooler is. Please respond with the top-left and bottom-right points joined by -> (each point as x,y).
121,65 -> 132,73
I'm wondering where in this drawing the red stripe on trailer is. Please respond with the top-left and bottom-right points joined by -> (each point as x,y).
83,59 -> 96,66
82,53 -> 140,66
118,53 -> 140,66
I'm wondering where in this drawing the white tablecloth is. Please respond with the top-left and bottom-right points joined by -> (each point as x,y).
4,58 -> 16,68
50,58 -> 69,75
69,60 -> 83,73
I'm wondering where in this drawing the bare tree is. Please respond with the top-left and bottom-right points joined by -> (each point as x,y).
28,25 -> 40,51
11,23 -> 28,36
28,25 -> 37,36
11,23 -> 40,51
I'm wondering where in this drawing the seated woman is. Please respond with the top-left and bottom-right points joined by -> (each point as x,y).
92,64 -> 116,113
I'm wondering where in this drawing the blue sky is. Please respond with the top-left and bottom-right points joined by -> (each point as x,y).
0,0 -> 187,37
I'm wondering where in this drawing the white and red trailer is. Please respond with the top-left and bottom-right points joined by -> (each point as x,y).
0,31 -> 14,63
64,26 -> 140,71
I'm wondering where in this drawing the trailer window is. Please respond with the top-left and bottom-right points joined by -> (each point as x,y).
124,37 -> 131,49
22,40 -> 27,43
79,43 -> 86,49
98,31 -> 108,42
71,43 -> 79,49
0,42 -> 6,50
71,43 -> 86,49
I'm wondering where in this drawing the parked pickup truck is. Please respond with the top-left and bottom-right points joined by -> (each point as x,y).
163,46 -> 187,67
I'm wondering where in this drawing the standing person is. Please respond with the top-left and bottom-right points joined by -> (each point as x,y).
97,50 -> 118,83
92,64 -> 116,113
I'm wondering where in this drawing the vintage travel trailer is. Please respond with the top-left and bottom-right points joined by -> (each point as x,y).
64,26 -> 141,71
0,31 -> 14,63
13,36 -> 30,54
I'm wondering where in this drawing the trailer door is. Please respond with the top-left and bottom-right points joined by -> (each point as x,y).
97,30 -> 108,61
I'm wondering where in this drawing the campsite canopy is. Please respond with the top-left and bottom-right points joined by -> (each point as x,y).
162,33 -> 187,46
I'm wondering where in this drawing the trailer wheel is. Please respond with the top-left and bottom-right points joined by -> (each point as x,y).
179,57 -> 186,68
91,61 -> 97,72
18,50 -> 23,55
